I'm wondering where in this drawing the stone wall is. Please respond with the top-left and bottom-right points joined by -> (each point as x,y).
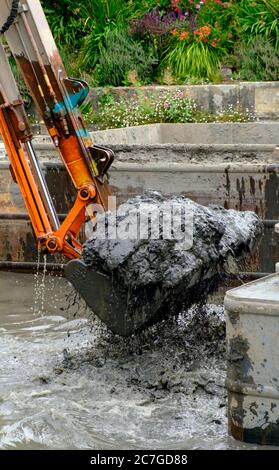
90,82 -> 279,120
91,122 -> 279,146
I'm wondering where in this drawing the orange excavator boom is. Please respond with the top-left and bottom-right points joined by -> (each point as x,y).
0,0 -> 114,260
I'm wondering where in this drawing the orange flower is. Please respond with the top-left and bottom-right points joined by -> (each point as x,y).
199,25 -> 211,37
194,25 -> 212,41
179,31 -> 189,40
194,25 -> 211,42
171,28 -> 179,36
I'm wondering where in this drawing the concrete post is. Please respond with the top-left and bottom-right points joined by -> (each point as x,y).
225,273 -> 279,445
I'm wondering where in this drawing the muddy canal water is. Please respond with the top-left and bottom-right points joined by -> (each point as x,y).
0,272 -> 268,450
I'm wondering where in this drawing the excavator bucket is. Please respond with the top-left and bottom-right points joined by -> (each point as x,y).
65,259 -> 165,337
64,192 -> 263,338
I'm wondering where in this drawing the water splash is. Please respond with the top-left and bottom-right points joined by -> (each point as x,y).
32,251 -> 47,316
32,248 -> 41,315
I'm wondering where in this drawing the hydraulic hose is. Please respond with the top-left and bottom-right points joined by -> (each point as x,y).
0,0 -> 20,34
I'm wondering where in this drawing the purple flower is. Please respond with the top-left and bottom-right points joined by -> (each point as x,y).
131,7 -> 185,37
131,8 -> 164,36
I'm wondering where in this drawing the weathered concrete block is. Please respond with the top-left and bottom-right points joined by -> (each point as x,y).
225,274 -> 279,445
0,220 -> 37,262
90,82 -> 279,120
255,87 -> 279,120
90,122 -> 279,146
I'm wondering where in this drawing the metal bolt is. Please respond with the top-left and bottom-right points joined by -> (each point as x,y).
80,188 -> 89,200
47,238 -> 57,250
18,121 -> 26,131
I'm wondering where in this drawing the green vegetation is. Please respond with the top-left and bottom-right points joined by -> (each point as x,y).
80,89 -> 254,129
236,0 -> 279,48
163,39 -> 221,83
234,37 -> 279,81
42,0 -> 279,85
93,29 -> 157,86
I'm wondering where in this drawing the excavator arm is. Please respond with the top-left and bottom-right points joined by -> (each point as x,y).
0,0 -> 146,337
0,0 -> 114,260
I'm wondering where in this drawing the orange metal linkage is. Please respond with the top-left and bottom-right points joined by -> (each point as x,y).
0,0 -> 113,260
0,109 -> 52,239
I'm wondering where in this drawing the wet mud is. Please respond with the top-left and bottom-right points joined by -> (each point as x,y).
0,273 -> 274,449
79,192 -> 263,335
0,195 -> 265,449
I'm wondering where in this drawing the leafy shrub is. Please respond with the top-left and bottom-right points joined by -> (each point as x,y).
163,32 -> 221,82
42,0 -> 88,49
43,1 -> 137,71
76,0 -> 133,72
93,30 -> 158,86
129,1 -> 170,16
234,0 -> 279,48
41,1 -> 279,85
234,37 -> 279,81
131,7 -> 180,38
197,0 -> 236,51
132,2 -> 228,82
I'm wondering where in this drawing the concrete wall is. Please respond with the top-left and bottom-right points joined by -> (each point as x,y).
1,156 -> 279,273
91,82 -> 279,120
0,122 -> 279,272
91,122 -> 279,146
0,161 -> 76,265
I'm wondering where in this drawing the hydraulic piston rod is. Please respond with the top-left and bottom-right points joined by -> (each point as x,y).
24,140 -> 60,231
